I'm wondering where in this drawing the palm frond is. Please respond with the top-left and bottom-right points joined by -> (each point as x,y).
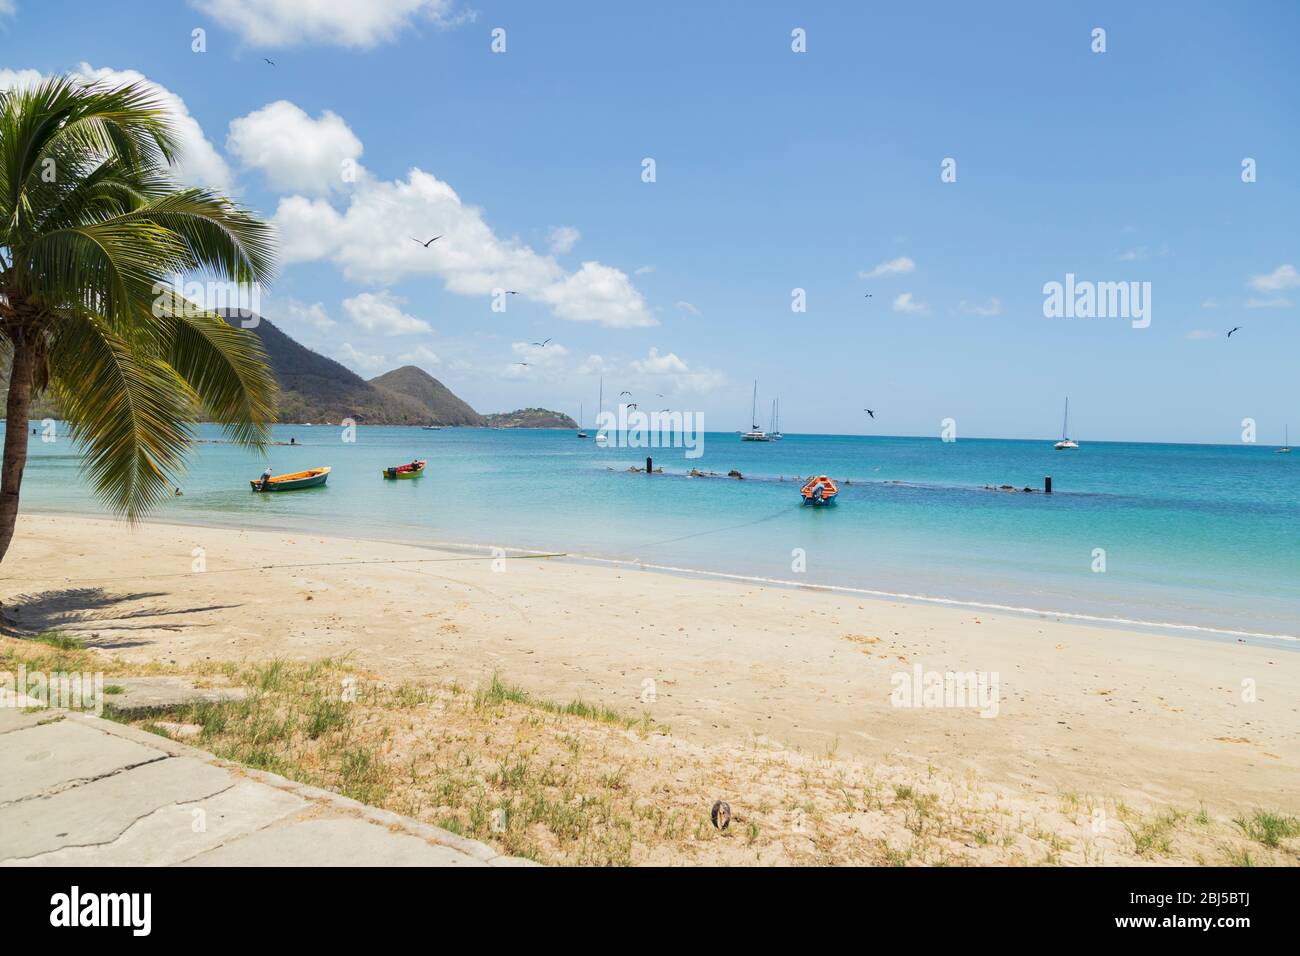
46,310 -> 196,520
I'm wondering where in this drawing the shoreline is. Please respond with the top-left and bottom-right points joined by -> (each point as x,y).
19,506 -> 1298,647
4,512 -> 1297,819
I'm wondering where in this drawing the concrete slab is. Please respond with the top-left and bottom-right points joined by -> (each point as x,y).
183,817 -> 490,867
2,710 -> 532,867
103,677 -> 247,716
7,780 -> 309,866
0,720 -> 165,805
0,756 -> 234,860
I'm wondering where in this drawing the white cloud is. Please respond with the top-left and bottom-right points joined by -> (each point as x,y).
860,256 -> 915,279
1245,296 -> 1292,309
341,291 -> 431,335
1201,298 -> 1219,309
280,299 -> 336,332
0,2 -> 16,19
675,301 -> 701,316
633,265 -> 655,275
575,354 -> 609,375
1118,247 -> 1148,262
547,225 -> 580,255
336,342 -> 386,372
399,345 -> 441,366
892,292 -> 928,315
75,64 -> 232,192
0,69 -> 43,88
2,65 -> 232,192
274,163 -> 654,328
511,340 -> 569,365
1248,264 -> 1300,293
959,297 -> 1001,317
630,347 -> 724,394
227,101 -> 362,195
194,0 -> 471,49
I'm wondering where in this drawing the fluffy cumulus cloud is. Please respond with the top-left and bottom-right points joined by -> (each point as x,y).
630,347 -> 724,394
341,291 -> 431,335
227,101 -> 362,194
860,256 -> 915,279
273,160 -> 654,328
279,299 -> 336,332
547,225 -> 580,255
0,64 -> 231,191
1248,264 -> 1299,293
892,292 -> 928,315
399,345 -> 441,367
335,341 -> 386,372
193,0 -> 471,49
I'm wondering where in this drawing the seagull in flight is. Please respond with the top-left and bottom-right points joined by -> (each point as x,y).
504,290 -> 519,295
864,408 -> 876,419
626,403 -> 639,409
619,390 -> 632,397
514,362 -> 529,367
864,293 -> 873,298
531,338 -> 552,347
411,236 -> 441,247
263,58 -> 276,67
1227,326 -> 1241,338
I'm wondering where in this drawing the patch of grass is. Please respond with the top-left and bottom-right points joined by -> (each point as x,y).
1124,809 -> 1182,858
1233,809 -> 1300,849
28,632 -> 85,651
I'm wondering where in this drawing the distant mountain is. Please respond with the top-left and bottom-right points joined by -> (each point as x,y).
2,312 -> 556,429
370,366 -> 482,426
219,311 -> 483,425
482,407 -> 579,429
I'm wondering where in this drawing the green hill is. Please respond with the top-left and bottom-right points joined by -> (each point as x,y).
219,311 -> 475,425
482,407 -> 579,428
369,366 -> 483,426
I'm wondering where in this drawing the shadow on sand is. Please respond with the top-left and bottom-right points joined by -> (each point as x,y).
0,587 -> 241,649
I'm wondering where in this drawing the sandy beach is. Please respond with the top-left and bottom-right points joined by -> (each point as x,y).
4,511 -> 1296,821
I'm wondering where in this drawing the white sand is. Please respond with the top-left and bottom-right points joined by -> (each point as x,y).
4,513 -> 1296,814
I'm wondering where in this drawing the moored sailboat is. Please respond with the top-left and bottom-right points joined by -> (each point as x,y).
1054,398 -> 1079,450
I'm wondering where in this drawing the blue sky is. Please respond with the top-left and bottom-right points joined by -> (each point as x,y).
4,0 -> 1298,442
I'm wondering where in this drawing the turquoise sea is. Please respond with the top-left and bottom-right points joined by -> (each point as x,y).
14,423 -> 1299,643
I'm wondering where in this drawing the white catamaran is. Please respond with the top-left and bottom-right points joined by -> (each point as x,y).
769,398 -> 783,440
741,381 -> 770,441
1054,398 -> 1079,450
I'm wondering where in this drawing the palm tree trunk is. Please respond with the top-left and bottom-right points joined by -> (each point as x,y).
0,337 -> 35,565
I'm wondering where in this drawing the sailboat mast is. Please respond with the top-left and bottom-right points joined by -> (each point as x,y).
1062,397 -> 1070,440
751,380 -> 759,429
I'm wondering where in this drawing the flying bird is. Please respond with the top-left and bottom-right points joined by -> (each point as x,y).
619,390 -> 632,397
505,290 -> 519,295
263,58 -> 276,67
531,338 -> 552,347
864,409 -> 876,419
864,293 -> 873,298
411,236 -> 441,247
514,362 -> 529,367
626,403 -> 639,409
1228,326 -> 1241,338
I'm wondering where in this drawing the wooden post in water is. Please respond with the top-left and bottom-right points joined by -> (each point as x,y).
646,456 -> 653,474
1045,475 -> 1052,494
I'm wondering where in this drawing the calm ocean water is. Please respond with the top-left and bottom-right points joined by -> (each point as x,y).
14,423 -> 1299,643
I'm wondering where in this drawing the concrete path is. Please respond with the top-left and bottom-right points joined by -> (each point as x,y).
0,701 -> 534,867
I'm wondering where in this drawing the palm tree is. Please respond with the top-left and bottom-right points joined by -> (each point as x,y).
0,77 -> 277,564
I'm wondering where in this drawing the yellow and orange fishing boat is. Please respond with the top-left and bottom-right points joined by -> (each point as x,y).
381,459 -> 427,480
800,475 -> 838,506
250,466 -> 331,492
